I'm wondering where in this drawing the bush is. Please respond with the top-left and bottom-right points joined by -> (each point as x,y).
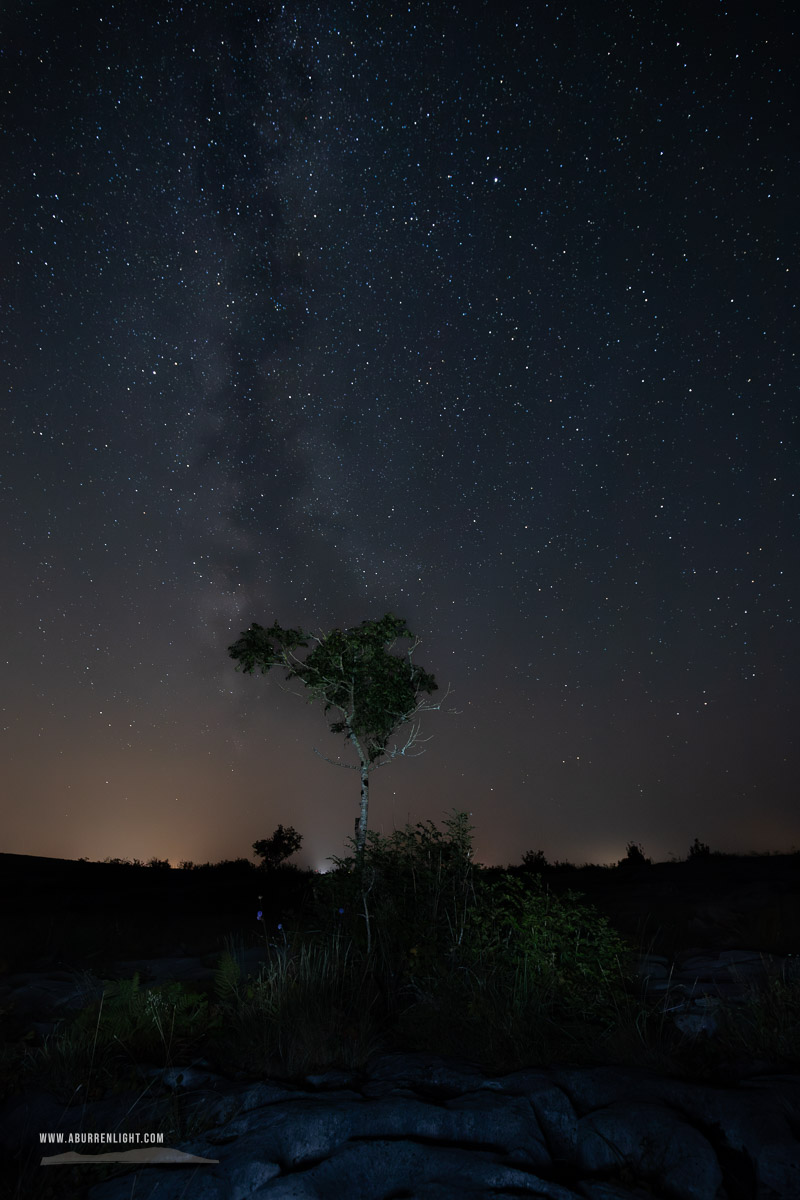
388,863 -> 637,1069
312,811 -> 636,1049
619,841 -> 651,867
520,849 -> 549,873
688,837 -> 711,860
461,873 -> 637,1025
312,809 -> 476,989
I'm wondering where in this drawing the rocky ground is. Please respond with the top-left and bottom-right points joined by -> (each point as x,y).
6,1042 -> 800,1199
2,941 -> 799,1198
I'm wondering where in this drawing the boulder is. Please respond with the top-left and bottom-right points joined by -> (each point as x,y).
5,1052 -> 780,1199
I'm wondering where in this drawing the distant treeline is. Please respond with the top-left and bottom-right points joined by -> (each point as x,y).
85,840 -> 799,874
89,856 -> 301,874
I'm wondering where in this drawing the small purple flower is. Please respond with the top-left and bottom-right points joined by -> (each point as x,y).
338,907 -> 344,915
257,910 -> 263,922
277,923 -> 283,931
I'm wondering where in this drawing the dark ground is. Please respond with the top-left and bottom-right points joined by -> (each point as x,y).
1,851 -> 799,972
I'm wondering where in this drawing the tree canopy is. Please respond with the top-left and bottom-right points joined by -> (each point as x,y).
229,612 -> 450,853
252,823 -> 303,869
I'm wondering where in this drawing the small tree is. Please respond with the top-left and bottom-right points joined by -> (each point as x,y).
229,612 -> 453,855
520,849 -> 549,874
619,841 -> 651,868
253,824 -> 303,869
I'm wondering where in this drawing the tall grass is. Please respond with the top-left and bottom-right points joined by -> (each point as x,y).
209,929 -> 386,1077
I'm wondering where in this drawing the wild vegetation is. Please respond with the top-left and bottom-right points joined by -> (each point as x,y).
2,820 -> 799,1199
5,817 -> 800,1083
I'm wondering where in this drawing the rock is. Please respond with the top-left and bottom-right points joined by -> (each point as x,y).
677,948 -> 796,993
248,1140 -> 578,1199
576,1101 -> 723,1198
6,1053 -> 773,1199
0,966 -> 106,1040
109,946 -> 269,986
671,1004 -> 720,1038
635,953 -> 671,984
634,947 -> 799,1045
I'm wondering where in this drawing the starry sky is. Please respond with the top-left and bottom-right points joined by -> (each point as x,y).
2,0 -> 797,872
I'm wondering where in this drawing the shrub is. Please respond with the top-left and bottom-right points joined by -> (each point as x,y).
461,872 -> 637,1025
312,810 -> 476,987
520,849 -> 549,873
688,837 -> 711,860
619,841 -> 651,867
313,811 -> 636,1041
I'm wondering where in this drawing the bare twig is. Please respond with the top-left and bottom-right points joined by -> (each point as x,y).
312,746 -> 359,769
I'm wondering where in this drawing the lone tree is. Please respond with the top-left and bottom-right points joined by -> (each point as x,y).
229,612 -> 452,855
252,823 -> 303,870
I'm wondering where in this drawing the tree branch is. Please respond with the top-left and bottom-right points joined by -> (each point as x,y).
312,746 -> 359,769
417,681 -> 459,714
275,680 -> 311,703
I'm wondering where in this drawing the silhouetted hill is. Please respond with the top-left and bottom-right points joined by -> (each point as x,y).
0,852 -> 313,969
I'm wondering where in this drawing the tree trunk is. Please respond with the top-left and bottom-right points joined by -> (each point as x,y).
357,761 -> 369,855
346,730 -> 371,857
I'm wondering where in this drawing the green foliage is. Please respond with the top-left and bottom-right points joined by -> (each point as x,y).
463,873 -> 637,1025
312,811 -> 637,1064
315,809 -> 476,978
22,974 -> 221,1104
229,611 -> 439,763
230,613 -> 448,854
314,809 -> 635,1033
67,973 -> 218,1059
253,824 -> 303,869
213,949 -> 245,1006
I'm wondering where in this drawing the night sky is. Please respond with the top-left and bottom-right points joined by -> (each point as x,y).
2,1 -> 797,872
